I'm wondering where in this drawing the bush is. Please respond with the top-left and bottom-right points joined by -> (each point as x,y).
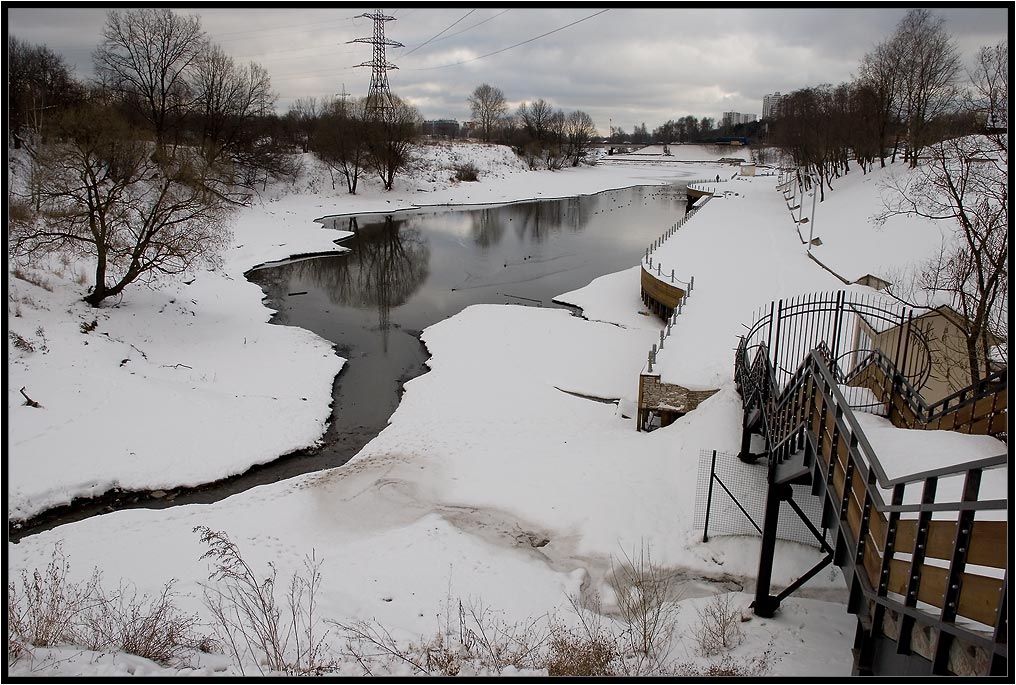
338,596 -> 546,676
452,162 -> 480,182
546,597 -> 619,677
693,593 -> 743,656
7,546 -> 101,660
609,541 -> 680,673
77,580 -> 204,666
8,545 -> 202,667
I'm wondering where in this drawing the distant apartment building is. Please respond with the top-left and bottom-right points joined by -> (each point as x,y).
721,111 -> 758,127
422,119 -> 460,138
762,92 -> 786,119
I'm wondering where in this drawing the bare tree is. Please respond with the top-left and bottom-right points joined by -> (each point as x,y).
10,105 -> 231,307
857,37 -> 905,166
892,9 -> 962,167
966,42 -> 1007,145
878,133 -> 1007,385
192,45 -> 274,165
564,110 -> 597,167
467,84 -> 507,143
366,95 -> 421,191
286,96 -> 322,153
312,97 -> 369,194
93,8 -> 207,146
7,36 -> 85,149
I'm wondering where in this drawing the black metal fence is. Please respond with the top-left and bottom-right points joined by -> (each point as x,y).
693,449 -> 827,549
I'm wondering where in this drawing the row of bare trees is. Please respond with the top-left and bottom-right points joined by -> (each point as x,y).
287,95 -> 423,194
466,84 -> 597,169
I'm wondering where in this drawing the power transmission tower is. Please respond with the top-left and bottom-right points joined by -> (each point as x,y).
348,9 -> 403,120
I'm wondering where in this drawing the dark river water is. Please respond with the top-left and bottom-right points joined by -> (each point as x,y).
12,184 -> 688,539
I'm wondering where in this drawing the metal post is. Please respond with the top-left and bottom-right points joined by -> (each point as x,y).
702,450 -> 718,542
807,173 -> 818,252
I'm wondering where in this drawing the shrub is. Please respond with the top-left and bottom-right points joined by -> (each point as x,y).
7,546 -> 101,660
77,580 -> 204,666
338,596 -> 546,676
693,592 -> 743,656
609,541 -> 680,673
8,545 -> 205,667
452,162 -> 480,182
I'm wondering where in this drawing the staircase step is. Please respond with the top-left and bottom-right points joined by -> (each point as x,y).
775,450 -> 811,485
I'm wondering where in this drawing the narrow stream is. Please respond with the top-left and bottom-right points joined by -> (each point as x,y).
11,184 -> 690,540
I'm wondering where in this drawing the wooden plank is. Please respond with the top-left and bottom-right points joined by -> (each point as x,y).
846,495 -> 863,542
836,433 -> 850,471
896,519 -> 916,553
947,402 -> 975,429
862,541 -> 882,586
957,572 -> 1005,627
887,558 -> 909,595
868,509 -> 888,549
831,459 -> 846,500
893,520 -> 957,562
972,390 -> 1005,419
851,467 -> 867,507
915,563 -> 947,611
639,267 -> 686,309
968,521 -> 1007,569
923,520 -> 958,562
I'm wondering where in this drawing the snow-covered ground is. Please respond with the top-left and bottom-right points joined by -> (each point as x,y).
8,144 -> 724,521
8,142 -> 978,676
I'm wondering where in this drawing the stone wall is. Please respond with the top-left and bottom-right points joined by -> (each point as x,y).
637,373 -> 718,428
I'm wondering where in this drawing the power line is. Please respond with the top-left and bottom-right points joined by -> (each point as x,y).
406,9 -> 610,71
412,9 -> 511,52
400,9 -> 476,57
209,14 -> 359,41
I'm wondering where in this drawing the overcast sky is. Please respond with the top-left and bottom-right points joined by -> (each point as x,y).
7,5 -> 1009,135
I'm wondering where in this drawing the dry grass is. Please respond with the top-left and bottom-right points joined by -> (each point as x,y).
546,595 -> 620,676
338,596 -> 547,676
195,526 -> 333,675
7,545 -> 202,667
11,267 -> 53,292
77,581 -> 205,666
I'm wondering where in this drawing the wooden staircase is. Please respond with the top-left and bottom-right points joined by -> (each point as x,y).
734,293 -> 1008,677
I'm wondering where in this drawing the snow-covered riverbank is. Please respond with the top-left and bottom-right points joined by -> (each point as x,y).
8,144 -> 734,521
11,142 -> 952,676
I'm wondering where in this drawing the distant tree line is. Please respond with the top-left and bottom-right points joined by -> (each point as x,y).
767,9 -> 996,197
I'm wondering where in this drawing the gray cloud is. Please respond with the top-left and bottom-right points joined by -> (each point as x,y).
7,6 -> 1008,135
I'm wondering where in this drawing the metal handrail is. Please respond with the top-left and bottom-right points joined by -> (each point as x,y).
735,337 -> 1007,510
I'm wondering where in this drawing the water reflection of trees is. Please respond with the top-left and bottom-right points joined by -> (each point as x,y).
471,196 -> 593,245
257,215 -> 430,351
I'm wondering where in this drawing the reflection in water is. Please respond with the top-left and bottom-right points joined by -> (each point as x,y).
258,216 -> 429,352
12,184 -> 694,539
253,186 -> 690,485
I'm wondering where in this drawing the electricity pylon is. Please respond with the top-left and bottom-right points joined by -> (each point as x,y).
348,9 -> 403,120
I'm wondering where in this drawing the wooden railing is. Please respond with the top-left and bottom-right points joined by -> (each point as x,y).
846,350 -> 1007,437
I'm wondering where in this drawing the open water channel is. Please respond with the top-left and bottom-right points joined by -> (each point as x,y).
13,183 -> 690,540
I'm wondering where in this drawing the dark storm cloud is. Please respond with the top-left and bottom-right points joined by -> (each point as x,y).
7,5 -> 1009,134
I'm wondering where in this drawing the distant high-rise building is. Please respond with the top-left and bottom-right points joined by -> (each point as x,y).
762,92 -> 786,120
721,111 -> 758,127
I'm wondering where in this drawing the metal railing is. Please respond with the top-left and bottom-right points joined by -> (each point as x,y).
733,295 -> 1008,673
